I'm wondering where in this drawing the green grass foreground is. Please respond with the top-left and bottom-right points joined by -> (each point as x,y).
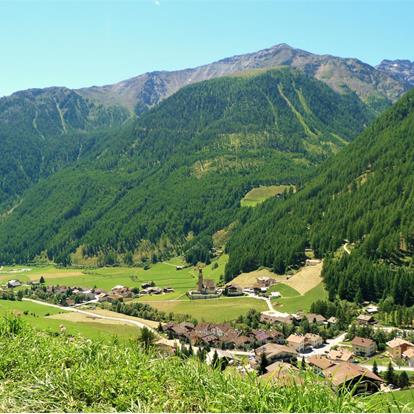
0,315 -> 406,413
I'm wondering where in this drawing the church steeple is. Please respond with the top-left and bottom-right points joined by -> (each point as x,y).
197,267 -> 204,292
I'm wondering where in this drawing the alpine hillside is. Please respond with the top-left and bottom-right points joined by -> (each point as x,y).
226,88 -> 414,305
0,87 -> 129,208
0,69 -> 373,265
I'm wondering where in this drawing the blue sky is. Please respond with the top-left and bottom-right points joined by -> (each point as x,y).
0,0 -> 413,96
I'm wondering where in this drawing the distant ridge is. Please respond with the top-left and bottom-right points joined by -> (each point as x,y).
76,43 -> 411,114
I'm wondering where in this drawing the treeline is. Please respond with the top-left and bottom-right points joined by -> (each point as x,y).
0,69 -> 372,265
225,88 -> 414,305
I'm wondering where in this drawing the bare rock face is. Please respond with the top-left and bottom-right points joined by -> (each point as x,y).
77,44 -> 410,114
377,59 -> 414,86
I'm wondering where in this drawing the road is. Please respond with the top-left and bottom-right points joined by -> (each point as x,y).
361,363 -> 414,372
303,333 -> 347,357
245,292 -> 276,312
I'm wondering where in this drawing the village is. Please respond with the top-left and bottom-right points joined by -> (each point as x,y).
3,265 -> 414,397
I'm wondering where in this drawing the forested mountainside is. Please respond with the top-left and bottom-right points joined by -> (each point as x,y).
0,87 -> 129,208
78,43 -> 410,114
226,88 -> 414,305
0,69 -> 373,265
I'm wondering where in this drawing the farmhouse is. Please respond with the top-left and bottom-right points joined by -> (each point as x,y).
305,333 -> 323,348
402,348 -> 414,367
249,329 -> 284,346
287,334 -> 306,352
287,333 -> 323,352
224,284 -> 243,297
7,279 -> 21,288
351,337 -> 377,357
307,355 -> 336,374
255,343 -> 297,363
327,349 -> 354,362
305,313 -> 327,325
323,362 -> 383,394
356,314 -> 376,325
260,311 -> 294,325
261,362 -> 303,386
386,338 -> 414,359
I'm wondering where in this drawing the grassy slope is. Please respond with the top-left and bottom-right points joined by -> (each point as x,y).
272,283 -> 328,313
240,185 -> 293,207
0,300 -> 139,341
138,297 -> 268,323
0,315 -> 392,413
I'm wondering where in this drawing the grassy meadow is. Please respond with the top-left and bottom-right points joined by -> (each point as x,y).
240,185 -> 294,207
0,254 -> 327,324
272,283 -> 328,313
0,299 -> 139,341
138,296 -> 268,323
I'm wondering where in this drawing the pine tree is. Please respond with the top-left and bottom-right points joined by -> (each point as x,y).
258,353 -> 268,375
300,356 -> 306,370
211,350 -> 219,369
138,327 -> 156,350
384,361 -> 395,385
398,371 -> 409,389
372,360 -> 379,376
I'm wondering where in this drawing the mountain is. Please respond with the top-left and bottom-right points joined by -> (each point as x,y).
377,59 -> 414,86
0,69 -> 373,265
0,87 -> 129,208
0,44 -> 408,208
225,88 -> 414,305
77,44 -> 410,114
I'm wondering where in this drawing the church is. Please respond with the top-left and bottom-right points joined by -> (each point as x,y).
187,268 -> 221,299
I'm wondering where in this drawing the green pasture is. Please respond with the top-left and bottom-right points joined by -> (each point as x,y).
272,283 -> 328,313
0,299 -> 139,341
139,296 -> 267,322
240,185 -> 294,207
268,283 -> 300,298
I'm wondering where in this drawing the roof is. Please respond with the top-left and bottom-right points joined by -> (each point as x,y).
204,279 -> 216,289
255,343 -> 298,358
351,337 -> 376,348
327,317 -> 338,323
252,329 -> 283,342
386,338 -> 414,349
327,349 -> 354,362
287,334 -> 305,344
233,335 -> 252,346
305,333 -> 322,341
402,348 -> 414,359
308,355 -> 336,370
357,314 -> 375,321
261,362 -> 303,386
306,313 -> 327,323
323,362 -> 383,387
